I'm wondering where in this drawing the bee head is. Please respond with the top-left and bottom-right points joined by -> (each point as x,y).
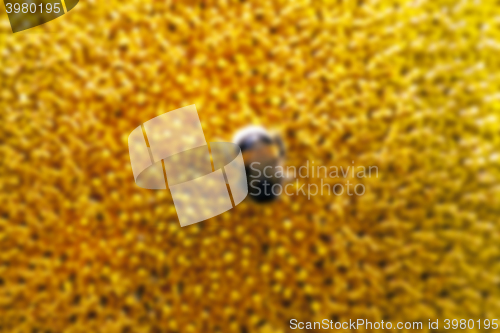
234,126 -> 285,203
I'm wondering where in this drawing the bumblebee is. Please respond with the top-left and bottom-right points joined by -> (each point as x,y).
233,126 -> 285,203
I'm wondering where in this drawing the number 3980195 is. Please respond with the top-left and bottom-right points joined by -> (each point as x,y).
444,319 -> 498,330
6,2 -> 61,14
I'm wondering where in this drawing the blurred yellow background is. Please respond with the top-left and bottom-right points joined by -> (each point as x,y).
1,0 -> 500,332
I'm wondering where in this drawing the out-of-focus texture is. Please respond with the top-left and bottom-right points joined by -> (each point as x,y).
1,0 -> 500,332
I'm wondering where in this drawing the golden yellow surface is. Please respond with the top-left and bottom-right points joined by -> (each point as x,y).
1,0 -> 500,332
